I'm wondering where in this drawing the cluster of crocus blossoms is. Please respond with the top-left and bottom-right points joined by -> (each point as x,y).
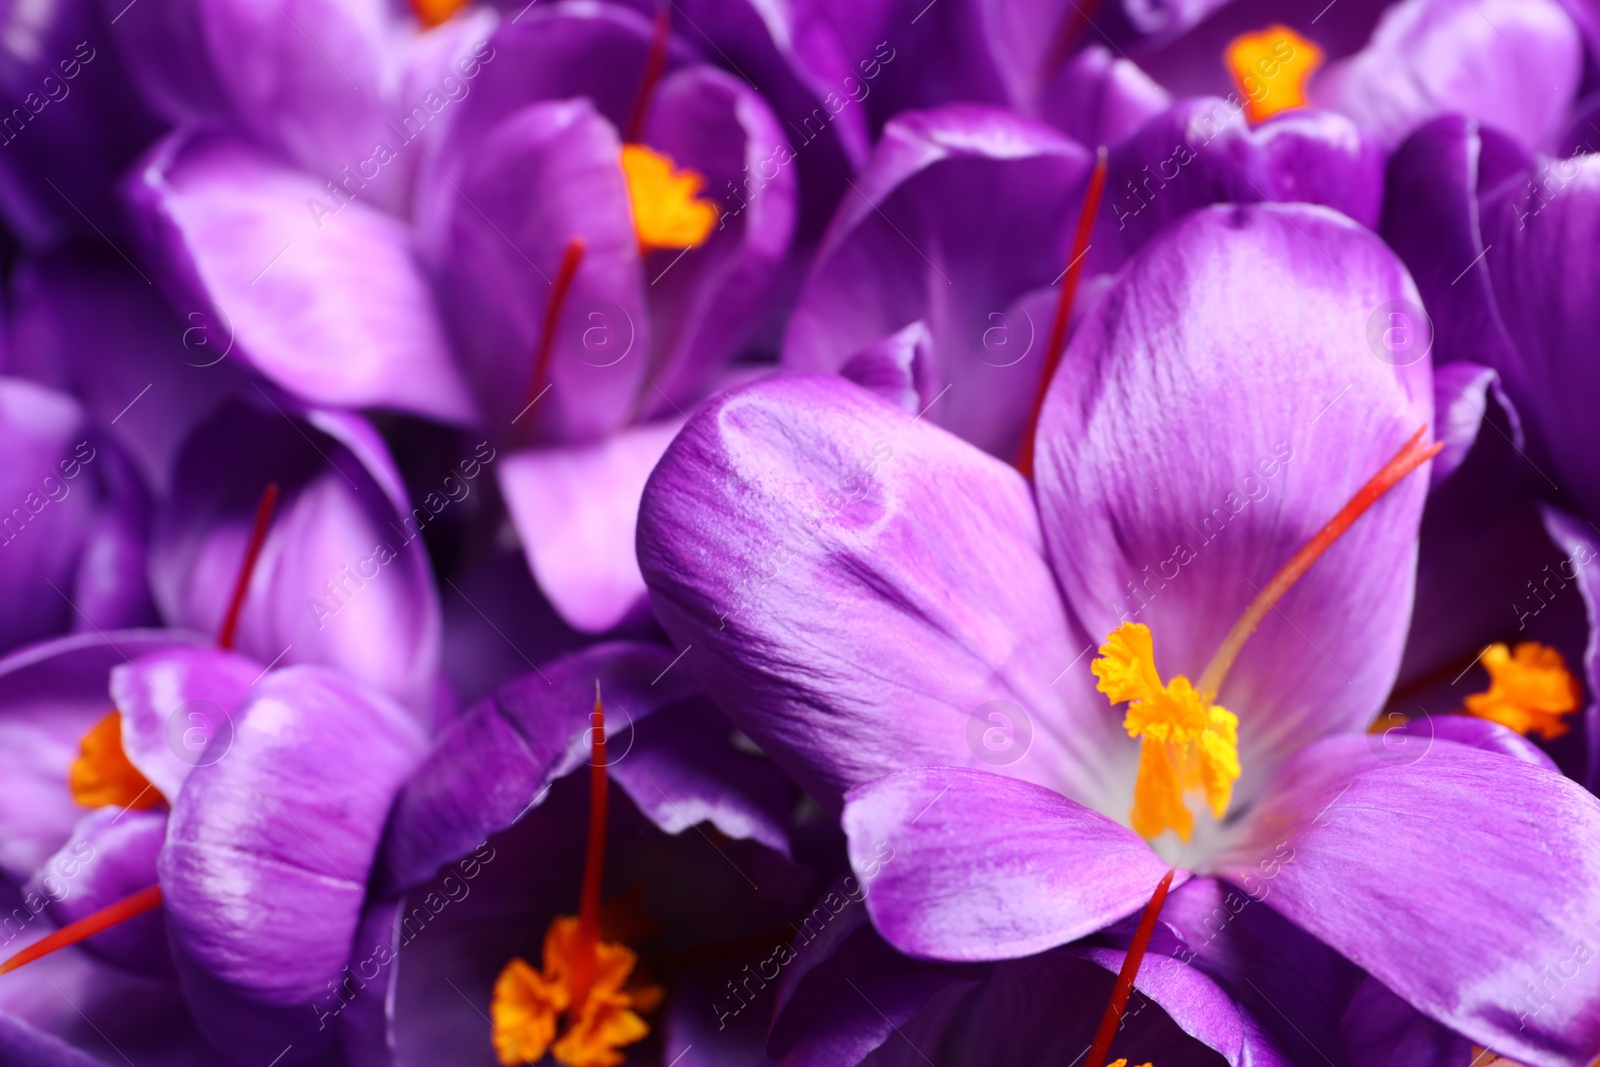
3,0 -> 1600,1063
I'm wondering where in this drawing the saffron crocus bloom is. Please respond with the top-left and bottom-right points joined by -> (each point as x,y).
0,378 -> 153,656
639,203 -> 1600,1063
151,397 -> 445,715
0,629 -> 427,1063
356,642 -> 811,1066
413,4 -> 795,633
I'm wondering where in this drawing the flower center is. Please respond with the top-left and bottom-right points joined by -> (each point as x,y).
1224,25 -> 1324,124
620,144 -> 718,256
490,687 -> 661,1067
1092,427 -> 1440,841
1462,642 -> 1580,740
1093,623 -> 1240,842
408,0 -> 469,29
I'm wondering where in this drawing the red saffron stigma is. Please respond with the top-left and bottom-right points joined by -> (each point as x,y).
522,238 -> 587,441
1082,867 -> 1176,1067
0,885 -> 163,975
569,682 -> 610,1017
623,0 -> 672,144
217,482 -> 280,650
1043,0 -> 1105,74
1016,146 -> 1108,479
1196,426 -> 1443,696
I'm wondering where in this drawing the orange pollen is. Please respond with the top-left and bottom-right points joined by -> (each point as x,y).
408,0 -> 470,29
620,145 -> 718,256
1462,642 -> 1581,741
1016,146 -> 1109,480
490,686 -> 662,1067
217,482 -> 280,650
1196,426 -> 1441,697
69,710 -> 158,810
0,884 -> 163,975
1224,25 -> 1325,124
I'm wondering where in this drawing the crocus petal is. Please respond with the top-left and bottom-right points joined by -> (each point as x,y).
378,642 -> 699,893
1035,203 -> 1432,798
1477,154 -> 1600,519
1429,362 -> 1521,486
1340,975 -> 1472,1067
160,666 -> 426,1058
151,401 -> 443,715
635,65 -> 797,415
0,1013 -> 105,1067
109,646 -> 263,802
498,420 -> 681,634
1099,99 -> 1383,268
637,372 -> 1126,815
1310,0 -> 1583,152
0,629 -> 198,882
1539,507 -> 1600,790
1034,45 -> 1172,147
29,807 -> 169,976
1215,735 -> 1600,1067
416,97 -> 648,441
842,767 -> 1179,961
123,127 -> 475,423
783,105 -> 1095,458
837,320 -> 940,415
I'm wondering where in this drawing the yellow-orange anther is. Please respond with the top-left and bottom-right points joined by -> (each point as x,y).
69,710 -> 159,810
490,917 -> 662,1067
1463,642 -> 1581,740
620,144 -> 718,255
1225,25 -> 1325,124
1093,623 -> 1240,842
409,0 -> 470,28
1107,1060 -> 1155,1067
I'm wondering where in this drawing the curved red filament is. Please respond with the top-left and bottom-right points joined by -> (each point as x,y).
521,238 -> 587,441
1082,868 -> 1176,1067
217,482 -> 280,650
0,885 -> 163,975
569,683 -> 610,1017
1016,147 -> 1108,479
623,1 -> 672,144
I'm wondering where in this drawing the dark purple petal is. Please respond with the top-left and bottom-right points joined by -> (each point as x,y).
1214,735 -> 1600,1067
838,321 -> 940,415
1340,976 -> 1472,1067
637,372 -> 1125,815
842,767 -> 1178,962
498,421 -> 681,634
783,105 -> 1095,458
123,128 -> 476,423
160,666 -> 426,1059
1539,507 -> 1600,790
1034,45 -> 1172,147
1035,203 -> 1432,797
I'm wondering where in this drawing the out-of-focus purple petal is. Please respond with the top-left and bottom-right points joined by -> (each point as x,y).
1429,362 -> 1521,485
1340,976 -> 1472,1067
0,629 -> 197,882
123,128 -> 475,423
838,320 -> 939,415
1214,735 -> 1600,1067
1310,0 -> 1583,152
637,373 -> 1126,815
843,767 -> 1179,961
498,420 -> 680,634
378,642 -> 698,894
161,666 -> 426,1059
416,97 -> 646,440
783,105 -> 1094,458
151,400 -> 443,715
1036,203 -> 1431,801
1540,507 -> 1600,789
28,807 -> 169,976
1035,45 -> 1172,147
1099,100 -> 1383,267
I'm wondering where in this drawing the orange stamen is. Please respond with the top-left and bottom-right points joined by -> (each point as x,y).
1016,146 -> 1108,479
522,238 -> 586,441
0,885 -> 163,975
408,0 -> 469,29
69,710 -> 159,810
217,482 -> 280,650
623,1 -> 672,145
570,682 -> 609,1017
1083,868 -> 1176,1067
1195,427 -> 1441,698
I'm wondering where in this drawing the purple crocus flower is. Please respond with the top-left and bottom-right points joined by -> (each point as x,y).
150,396 -> 446,716
0,377 -> 153,656
353,641 -> 812,1066
638,202 -> 1600,1064
0,624 -> 427,1063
